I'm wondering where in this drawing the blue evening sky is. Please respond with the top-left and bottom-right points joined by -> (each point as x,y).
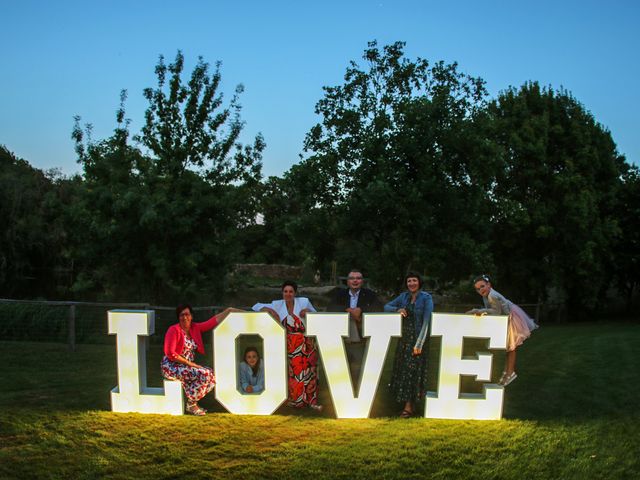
1,0 -> 638,178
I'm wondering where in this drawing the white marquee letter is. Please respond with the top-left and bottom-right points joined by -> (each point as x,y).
425,313 -> 508,420
307,312 -> 401,418
109,310 -> 183,415
214,312 -> 287,415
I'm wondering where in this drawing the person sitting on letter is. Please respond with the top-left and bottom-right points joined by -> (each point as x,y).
238,346 -> 265,394
162,304 -> 239,415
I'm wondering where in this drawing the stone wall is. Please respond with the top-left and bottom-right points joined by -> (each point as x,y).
233,263 -> 303,280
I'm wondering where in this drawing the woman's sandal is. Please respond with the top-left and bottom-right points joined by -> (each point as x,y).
400,409 -> 413,418
186,403 -> 206,416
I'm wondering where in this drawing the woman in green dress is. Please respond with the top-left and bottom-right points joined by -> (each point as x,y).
384,272 -> 434,417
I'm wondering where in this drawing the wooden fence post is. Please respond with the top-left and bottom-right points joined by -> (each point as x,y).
330,261 -> 337,286
68,303 -> 76,352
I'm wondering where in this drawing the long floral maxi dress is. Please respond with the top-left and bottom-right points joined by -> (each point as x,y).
161,336 -> 216,404
390,303 -> 428,404
285,313 -> 319,407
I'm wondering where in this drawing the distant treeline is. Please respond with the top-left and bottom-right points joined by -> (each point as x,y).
1,42 -> 638,315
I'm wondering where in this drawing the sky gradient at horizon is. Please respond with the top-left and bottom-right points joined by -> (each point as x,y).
2,1 -> 638,178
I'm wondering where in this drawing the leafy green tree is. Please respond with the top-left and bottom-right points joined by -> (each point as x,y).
71,52 -> 264,302
246,166 -> 339,269
612,165 -> 640,311
486,82 -> 627,311
299,41 -> 496,289
69,92 -> 150,298
138,52 -> 263,182
0,146 -> 67,298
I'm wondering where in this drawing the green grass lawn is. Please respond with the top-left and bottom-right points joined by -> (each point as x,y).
1,322 -> 639,479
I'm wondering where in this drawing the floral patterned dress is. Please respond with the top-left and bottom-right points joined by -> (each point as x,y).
390,303 -> 428,403
285,313 -> 319,407
161,336 -> 216,403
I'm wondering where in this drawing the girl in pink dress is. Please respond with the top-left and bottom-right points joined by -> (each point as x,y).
467,275 -> 538,386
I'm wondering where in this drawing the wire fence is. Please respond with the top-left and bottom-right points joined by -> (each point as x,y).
0,298 -> 551,352
0,299 -> 223,351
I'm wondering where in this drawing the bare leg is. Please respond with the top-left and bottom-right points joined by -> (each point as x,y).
404,401 -> 413,414
506,349 -> 517,375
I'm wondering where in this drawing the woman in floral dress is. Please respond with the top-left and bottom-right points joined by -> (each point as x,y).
384,272 -> 433,418
252,281 -> 323,412
162,304 -> 238,415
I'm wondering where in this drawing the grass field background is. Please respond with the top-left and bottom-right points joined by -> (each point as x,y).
1,321 -> 639,479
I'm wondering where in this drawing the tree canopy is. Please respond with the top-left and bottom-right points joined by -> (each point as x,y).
278,41 -> 498,290
1,44 -> 637,315
69,52 -> 264,302
0,146 -> 67,298
486,82 -> 627,310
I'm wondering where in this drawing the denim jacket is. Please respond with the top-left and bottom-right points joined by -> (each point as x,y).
384,290 -> 433,350
238,361 -> 265,393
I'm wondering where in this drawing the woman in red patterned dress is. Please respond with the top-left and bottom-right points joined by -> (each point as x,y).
252,281 -> 323,412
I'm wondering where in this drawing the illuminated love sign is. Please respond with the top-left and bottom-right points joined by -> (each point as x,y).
108,310 -> 183,415
425,313 -> 508,420
109,310 -> 508,419
306,312 -> 401,418
213,312 -> 288,415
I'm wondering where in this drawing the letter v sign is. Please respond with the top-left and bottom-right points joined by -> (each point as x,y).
307,312 -> 401,418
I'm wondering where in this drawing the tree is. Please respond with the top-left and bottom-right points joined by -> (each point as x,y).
299,41 -> 496,289
248,165 -> 340,269
611,165 -> 640,311
486,82 -> 627,311
0,146 -> 67,298
71,52 -> 264,302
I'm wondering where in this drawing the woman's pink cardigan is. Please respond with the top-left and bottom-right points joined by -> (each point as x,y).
163,315 -> 219,360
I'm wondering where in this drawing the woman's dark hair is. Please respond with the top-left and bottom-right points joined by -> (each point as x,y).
404,272 -> 423,289
175,304 -> 193,321
281,280 -> 298,292
244,346 -> 261,376
473,274 -> 491,284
